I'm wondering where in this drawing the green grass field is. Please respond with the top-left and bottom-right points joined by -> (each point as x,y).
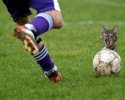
0,0 -> 125,99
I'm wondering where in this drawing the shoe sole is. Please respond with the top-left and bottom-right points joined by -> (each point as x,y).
49,72 -> 62,82
14,27 -> 39,55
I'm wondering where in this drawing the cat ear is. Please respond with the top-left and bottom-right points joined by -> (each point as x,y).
112,26 -> 117,34
101,26 -> 107,33
101,26 -> 106,39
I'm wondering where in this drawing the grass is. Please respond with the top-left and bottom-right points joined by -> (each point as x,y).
0,0 -> 125,100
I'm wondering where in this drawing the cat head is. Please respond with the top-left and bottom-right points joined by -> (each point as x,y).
101,26 -> 117,50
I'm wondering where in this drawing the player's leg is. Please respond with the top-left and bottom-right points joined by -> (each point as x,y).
23,11 -> 63,81
20,10 -> 63,54
3,0 -> 62,82
14,17 -> 62,82
20,0 -> 63,82
46,10 -> 63,29
33,38 -> 62,82
14,15 -> 62,82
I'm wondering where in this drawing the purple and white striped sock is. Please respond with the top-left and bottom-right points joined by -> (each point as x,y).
33,45 -> 56,73
25,13 -> 53,36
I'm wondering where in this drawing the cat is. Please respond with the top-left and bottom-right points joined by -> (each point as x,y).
101,26 -> 117,50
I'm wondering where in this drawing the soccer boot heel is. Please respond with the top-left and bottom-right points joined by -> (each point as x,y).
48,71 -> 62,83
13,26 -> 39,55
44,68 -> 62,83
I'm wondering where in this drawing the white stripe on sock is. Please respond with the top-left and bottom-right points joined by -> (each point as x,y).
25,24 -> 37,33
35,50 -> 47,61
37,51 -> 48,61
44,65 -> 57,75
33,46 -> 49,61
33,46 -> 45,58
35,13 -> 53,30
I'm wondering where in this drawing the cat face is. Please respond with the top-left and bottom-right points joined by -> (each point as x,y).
101,26 -> 117,49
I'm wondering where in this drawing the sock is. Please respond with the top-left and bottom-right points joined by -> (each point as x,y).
25,13 -> 53,35
33,44 -> 55,73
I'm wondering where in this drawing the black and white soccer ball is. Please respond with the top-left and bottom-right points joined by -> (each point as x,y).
93,48 -> 121,75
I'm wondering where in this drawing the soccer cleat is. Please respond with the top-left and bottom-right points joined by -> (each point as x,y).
49,72 -> 62,83
45,71 -> 62,83
13,26 -> 39,55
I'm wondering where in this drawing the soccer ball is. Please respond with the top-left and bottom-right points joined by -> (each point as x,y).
93,48 -> 121,75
